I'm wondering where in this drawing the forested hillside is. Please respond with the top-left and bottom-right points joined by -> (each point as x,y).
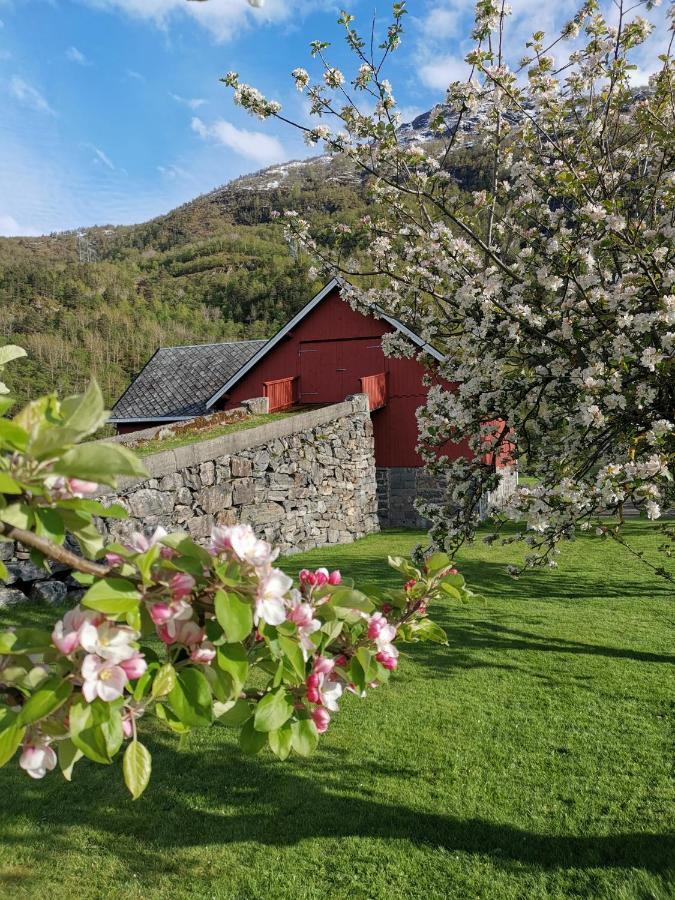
0,155 -> 373,405
0,134 -> 486,407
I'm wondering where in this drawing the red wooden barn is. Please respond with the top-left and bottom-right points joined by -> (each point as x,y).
110,279 -> 475,525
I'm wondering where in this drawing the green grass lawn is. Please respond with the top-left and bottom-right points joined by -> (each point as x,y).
0,522 -> 673,900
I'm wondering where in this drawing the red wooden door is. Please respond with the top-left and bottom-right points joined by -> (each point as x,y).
336,338 -> 385,397
298,342 -> 337,403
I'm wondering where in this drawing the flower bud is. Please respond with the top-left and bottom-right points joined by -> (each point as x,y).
311,707 -> 331,733
328,570 -> 342,585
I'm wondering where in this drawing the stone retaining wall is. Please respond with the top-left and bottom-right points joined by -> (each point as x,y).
0,396 -> 379,607
376,465 -> 519,528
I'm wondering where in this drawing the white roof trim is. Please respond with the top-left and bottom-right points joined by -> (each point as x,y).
205,278 -> 446,409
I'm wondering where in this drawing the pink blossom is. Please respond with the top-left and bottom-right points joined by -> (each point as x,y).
170,572 -> 195,601
105,552 -> 124,566
128,526 -> 168,554
381,603 -> 393,615
149,602 -> 172,626
334,654 -> 348,667
300,570 -> 317,586
308,670 -> 343,711
79,621 -> 139,664
313,656 -> 335,676
367,612 -> 388,640
81,655 -> 129,702
51,607 -> 103,656
376,650 -> 398,671
190,642 -> 216,664
287,601 -> 315,629
158,619 -> 204,647
314,568 -> 329,586
19,739 -> 57,779
210,524 -> 278,567
119,653 -> 147,680
67,478 -> 98,497
311,707 -> 331,733
122,717 -> 133,739
328,570 -> 342,585
255,568 -> 292,626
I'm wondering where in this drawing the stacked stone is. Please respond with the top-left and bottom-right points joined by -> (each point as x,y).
102,402 -> 379,554
0,536 -> 86,609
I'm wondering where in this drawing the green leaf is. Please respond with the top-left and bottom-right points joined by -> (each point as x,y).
123,740 -> 152,800
0,709 -> 25,767
68,699 -> 113,765
278,634 -> 306,681
60,380 -> 108,438
0,472 -> 22,495
0,345 -> 27,367
387,556 -> 419,579
440,582 -> 462,600
17,677 -> 73,727
0,628 -> 52,655
215,644 -> 249,696
53,442 -> 147,487
290,718 -> 319,757
81,577 -> 141,614
426,552 -> 451,575
216,698 -> 252,727
410,619 -> 448,644
268,722 -> 293,760
57,739 -> 83,782
239,717 -> 267,756
214,590 -> 253,643
328,587 -> 375,612
151,663 -> 177,699
34,508 -> 66,545
253,688 -> 293,733
0,502 -> 33,529
168,668 -> 213,728
0,419 -> 28,452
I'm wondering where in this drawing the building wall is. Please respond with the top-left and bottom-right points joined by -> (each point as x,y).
218,287 -> 465,469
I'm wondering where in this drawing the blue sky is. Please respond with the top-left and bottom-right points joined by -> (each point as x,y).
0,0 -> 667,236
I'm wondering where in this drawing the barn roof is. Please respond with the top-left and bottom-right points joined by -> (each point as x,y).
109,340 -> 267,423
205,278 -> 445,409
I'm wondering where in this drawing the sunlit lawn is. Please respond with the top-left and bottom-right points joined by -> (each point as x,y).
0,522 -> 672,899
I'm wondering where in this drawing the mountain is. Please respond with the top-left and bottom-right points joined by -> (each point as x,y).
0,107 -> 484,409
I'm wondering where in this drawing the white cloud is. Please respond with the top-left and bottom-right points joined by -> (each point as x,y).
80,0 -> 328,43
126,69 -> 145,82
157,163 -> 193,180
66,45 -> 91,66
191,116 -> 286,166
418,6 -> 461,39
8,76 -> 55,115
397,105 -> 425,125
170,92 -> 206,110
89,145 -> 115,170
0,213 -> 40,237
419,55 -> 469,91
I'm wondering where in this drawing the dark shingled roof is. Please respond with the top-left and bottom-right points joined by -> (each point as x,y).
109,340 -> 267,422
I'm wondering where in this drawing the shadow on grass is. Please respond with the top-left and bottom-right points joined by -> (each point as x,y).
0,740 -> 672,888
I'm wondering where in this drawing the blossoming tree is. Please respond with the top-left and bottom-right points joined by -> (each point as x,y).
0,349 -> 462,796
223,0 -> 674,577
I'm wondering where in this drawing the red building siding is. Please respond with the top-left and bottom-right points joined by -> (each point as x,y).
216,286 -> 466,469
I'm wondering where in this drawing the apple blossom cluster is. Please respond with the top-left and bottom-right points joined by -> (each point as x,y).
223,0 -> 674,578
